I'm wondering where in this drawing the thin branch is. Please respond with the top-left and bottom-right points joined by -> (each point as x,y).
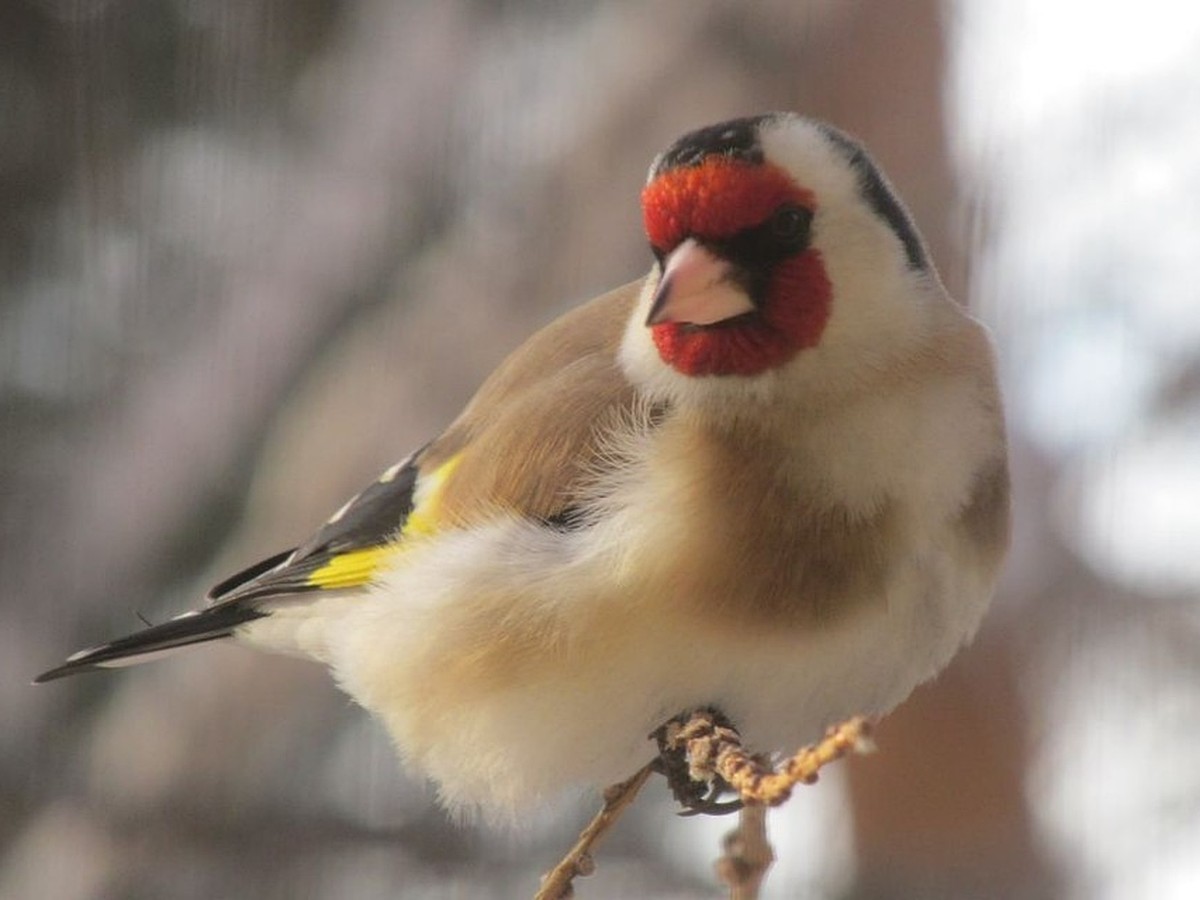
667,711 -> 873,898
535,763 -> 655,900
535,712 -> 874,899
664,711 -> 875,807
716,802 -> 773,900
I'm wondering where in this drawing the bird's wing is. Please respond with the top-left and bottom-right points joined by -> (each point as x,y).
222,277 -> 647,602
35,281 -> 646,682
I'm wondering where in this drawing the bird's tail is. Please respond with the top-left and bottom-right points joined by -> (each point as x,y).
34,603 -> 265,683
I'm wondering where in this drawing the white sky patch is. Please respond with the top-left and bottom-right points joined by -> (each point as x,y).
952,0 -> 1200,549
1029,621 -> 1200,900
1014,311 -> 1156,450
954,1 -> 1200,149
1069,415 -> 1200,591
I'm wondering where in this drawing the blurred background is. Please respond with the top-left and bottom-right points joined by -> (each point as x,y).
3,1 -> 1199,897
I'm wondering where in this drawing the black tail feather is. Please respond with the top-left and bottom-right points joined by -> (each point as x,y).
34,603 -> 265,684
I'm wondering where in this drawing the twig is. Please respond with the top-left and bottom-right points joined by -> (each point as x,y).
666,711 -> 874,807
535,763 -> 654,900
716,802 -> 773,900
534,713 -> 873,899
663,711 -> 874,898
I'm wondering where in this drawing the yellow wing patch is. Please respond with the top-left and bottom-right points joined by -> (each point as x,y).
400,454 -> 461,540
306,547 -> 393,589
305,454 -> 462,590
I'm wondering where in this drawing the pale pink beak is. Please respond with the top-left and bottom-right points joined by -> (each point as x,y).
645,238 -> 755,327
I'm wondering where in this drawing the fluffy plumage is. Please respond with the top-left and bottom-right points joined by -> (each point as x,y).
37,113 -> 1009,818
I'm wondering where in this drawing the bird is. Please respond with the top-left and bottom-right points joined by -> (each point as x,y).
37,113 -> 1009,818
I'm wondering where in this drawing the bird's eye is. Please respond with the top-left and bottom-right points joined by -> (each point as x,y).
770,205 -> 812,247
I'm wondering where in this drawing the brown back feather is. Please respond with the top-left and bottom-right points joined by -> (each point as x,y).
424,280 -> 644,524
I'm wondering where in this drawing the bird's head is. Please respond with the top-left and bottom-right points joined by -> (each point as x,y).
621,113 -> 943,410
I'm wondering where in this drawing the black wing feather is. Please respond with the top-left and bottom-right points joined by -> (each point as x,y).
206,449 -> 423,605
293,452 -> 421,559
36,450 -> 425,683
33,603 -> 266,683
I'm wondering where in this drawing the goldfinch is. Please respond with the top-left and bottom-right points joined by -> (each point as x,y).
37,113 -> 1009,817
